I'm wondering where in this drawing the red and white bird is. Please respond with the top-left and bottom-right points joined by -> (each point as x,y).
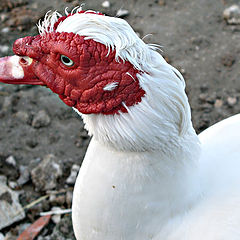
1,7 -> 240,240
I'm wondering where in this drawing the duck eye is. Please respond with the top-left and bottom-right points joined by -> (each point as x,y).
60,55 -> 74,67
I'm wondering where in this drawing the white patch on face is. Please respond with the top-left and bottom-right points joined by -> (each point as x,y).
103,82 -> 118,91
10,55 -> 24,79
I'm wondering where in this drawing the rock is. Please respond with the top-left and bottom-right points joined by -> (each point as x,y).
49,193 -> 66,205
2,95 -> 19,112
0,13 -> 9,22
221,54 -> 235,67
102,1 -> 110,8
5,155 -> 17,167
199,93 -> 208,102
66,164 -> 80,185
0,176 -> 7,185
0,45 -> 9,54
2,96 -> 13,111
223,5 -> 240,25
214,99 -> 223,108
15,111 -> 30,124
17,165 -> 30,186
49,214 -> 74,240
3,231 -> 16,240
0,233 -> 4,240
201,103 -> 213,113
31,154 -> 63,191
116,9 -> 129,18
0,181 -> 25,230
227,96 -> 237,107
8,181 -> 18,189
37,236 -> 50,240
51,207 -> 62,224
1,27 -> 10,33
17,222 -> 31,235
200,84 -> 209,93
26,138 -> 38,148
32,110 -> 51,128
158,0 -> 166,6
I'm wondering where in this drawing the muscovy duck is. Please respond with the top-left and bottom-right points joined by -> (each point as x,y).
0,7 -> 240,240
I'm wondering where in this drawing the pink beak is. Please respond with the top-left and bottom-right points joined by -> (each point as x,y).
0,55 -> 44,85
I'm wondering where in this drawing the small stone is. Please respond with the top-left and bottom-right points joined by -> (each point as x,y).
4,231 -> 16,240
26,138 -> 38,148
75,139 -> 83,148
0,13 -> 9,22
49,193 -> 66,205
200,84 -> 209,93
17,165 -> 30,187
214,99 -> 223,108
0,182 -> 25,230
116,9 -> 129,18
227,96 -> 237,107
31,154 -> 63,191
223,5 -> 240,25
8,181 -> 18,189
32,110 -> 51,128
31,3 -> 39,9
6,156 -> 17,167
199,93 -> 208,102
15,111 -> 30,124
0,45 -> 9,54
0,232 -> 4,240
17,222 -> 31,235
179,68 -> 186,74
66,164 -> 80,185
51,207 -> 62,224
1,27 -> 10,33
221,54 -> 235,67
2,96 -> 13,111
0,176 -> 7,185
158,0 -> 166,6
50,214 -> 74,239
102,1 -> 110,8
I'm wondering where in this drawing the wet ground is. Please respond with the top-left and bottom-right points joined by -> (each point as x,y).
0,0 -> 239,239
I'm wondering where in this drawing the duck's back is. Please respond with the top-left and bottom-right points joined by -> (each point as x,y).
169,114 -> 240,240
157,114 -> 240,240
199,113 -> 240,194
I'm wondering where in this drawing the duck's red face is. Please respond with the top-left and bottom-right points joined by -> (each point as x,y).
0,29 -> 145,114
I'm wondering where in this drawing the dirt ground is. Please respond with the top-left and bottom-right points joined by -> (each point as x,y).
0,0 -> 239,239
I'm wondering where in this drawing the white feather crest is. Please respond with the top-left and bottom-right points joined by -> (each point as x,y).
37,7 -> 160,72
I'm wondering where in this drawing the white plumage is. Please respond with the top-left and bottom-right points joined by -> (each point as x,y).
3,7 -> 240,240
39,10 -> 240,240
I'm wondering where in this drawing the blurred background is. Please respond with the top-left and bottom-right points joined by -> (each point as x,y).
0,0 -> 239,239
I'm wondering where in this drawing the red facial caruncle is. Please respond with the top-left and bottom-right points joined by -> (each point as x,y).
0,11 -> 145,115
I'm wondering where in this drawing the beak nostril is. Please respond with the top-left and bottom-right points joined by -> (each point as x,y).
19,57 -> 27,65
19,56 -> 33,66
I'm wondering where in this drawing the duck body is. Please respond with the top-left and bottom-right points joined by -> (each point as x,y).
72,114 -> 240,240
0,7 -> 239,240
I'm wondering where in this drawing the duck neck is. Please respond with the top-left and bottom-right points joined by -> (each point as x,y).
81,108 -> 202,219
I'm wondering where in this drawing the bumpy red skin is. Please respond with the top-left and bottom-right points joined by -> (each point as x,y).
13,32 -> 145,114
